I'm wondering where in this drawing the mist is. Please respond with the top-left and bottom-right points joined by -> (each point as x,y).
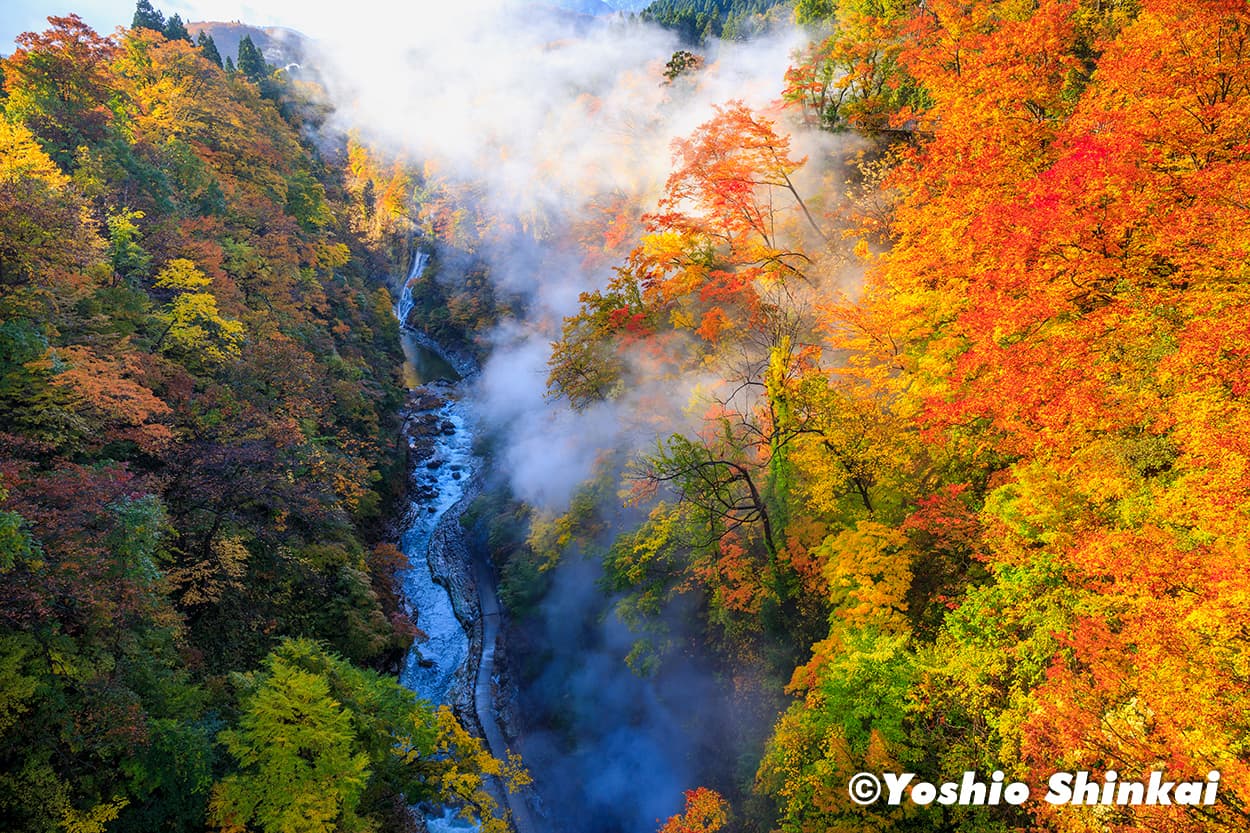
301,3 -> 816,507
278,2 -> 828,828
511,558 -> 739,832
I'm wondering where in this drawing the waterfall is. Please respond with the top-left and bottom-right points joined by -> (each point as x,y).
395,249 -> 427,327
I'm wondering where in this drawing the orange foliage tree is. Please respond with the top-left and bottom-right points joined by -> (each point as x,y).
658,787 -> 731,833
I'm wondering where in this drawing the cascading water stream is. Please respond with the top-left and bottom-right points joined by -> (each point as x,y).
393,250 -> 471,707
392,251 -> 538,833
396,405 -> 474,705
394,250 -> 423,327
392,252 -> 482,833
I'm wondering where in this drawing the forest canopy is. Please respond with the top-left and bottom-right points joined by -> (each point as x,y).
2,1 -> 1248,832
0,8 -> 511,831
542,1 -> 1250,831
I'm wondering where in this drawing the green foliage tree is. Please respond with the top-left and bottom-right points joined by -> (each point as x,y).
163,14 -> 192,43
211,640 -> 520,833
131,0 -> 165,33
0,318 -> 84,446
236,35 -> 267,83
757,628 -> 920,833
197,31 -> 223,68
211,653 -> 372,832
641,0 -> 786,44
794,0 -> 836,25
105,208 -> 151,284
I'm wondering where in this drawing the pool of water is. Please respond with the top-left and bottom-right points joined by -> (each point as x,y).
402,332 -> 460,388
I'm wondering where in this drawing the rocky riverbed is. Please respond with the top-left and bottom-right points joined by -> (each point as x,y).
397,383 -> 479,718
393,342 -> 540,832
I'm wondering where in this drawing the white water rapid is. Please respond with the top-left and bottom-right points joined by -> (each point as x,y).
393,252 -> 533,833
393,251 -> 473,706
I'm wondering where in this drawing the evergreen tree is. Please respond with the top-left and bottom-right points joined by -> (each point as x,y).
131,0 -> 165,32
197,31 -> 223,68
663,49 -> 704,84
224,55 -> 235,74
163,13 -> 192,43
236,35 -> 267,83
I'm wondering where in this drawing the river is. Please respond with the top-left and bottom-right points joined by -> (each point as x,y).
393,253 -> 538,833
395,252 -> 472,708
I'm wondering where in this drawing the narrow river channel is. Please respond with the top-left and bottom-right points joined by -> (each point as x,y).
392,252 -> 539,833
395,252 -> 472,707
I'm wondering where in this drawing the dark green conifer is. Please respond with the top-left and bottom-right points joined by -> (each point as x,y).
236,35 -> 267,83
164,13 -> 192,43
132,0 -> 165,32
197,31 -> 223,67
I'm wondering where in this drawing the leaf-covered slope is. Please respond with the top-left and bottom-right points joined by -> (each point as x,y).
0,12 -> 507,832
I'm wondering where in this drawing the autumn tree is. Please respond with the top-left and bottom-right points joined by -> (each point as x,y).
760,0 -> 1250,830
2,15 -> 119,166
0,118 -> 102,286
551,102 -> 832,407
658,787 -> 730,833
151,257 -> 244,364
552,104 -> 864,683
0,13 -> 425,833
783,0 -> 924,132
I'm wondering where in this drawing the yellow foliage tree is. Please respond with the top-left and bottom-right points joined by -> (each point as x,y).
153,258 -> 245,363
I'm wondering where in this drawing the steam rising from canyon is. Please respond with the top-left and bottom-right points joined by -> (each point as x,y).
305,1 -> 818,509
312,5 -> 811,829
177,0 -> 831,827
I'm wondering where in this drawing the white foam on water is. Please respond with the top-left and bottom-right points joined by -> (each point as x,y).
397,399 -> 475,705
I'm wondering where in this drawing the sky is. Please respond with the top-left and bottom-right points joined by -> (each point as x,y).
1,0 -> 643,52
3,0 -> 274,51
1,0 -> 456,48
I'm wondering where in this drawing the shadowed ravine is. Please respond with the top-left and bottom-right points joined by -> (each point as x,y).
471,549 -> 540,833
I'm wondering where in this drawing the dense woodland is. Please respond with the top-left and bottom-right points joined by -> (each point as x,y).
0,7 -> 518,831
542,0 -> 1249,831
639,0 -> 790,42
2,0 -> 1249,832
